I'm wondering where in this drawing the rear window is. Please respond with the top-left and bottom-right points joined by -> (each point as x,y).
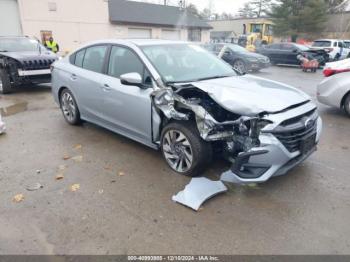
312,41 -> 331,47
82,45 -> 108,73
74,49 -> 85,67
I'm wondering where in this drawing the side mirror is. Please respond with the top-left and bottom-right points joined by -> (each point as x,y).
120,73 -> 143,87
292,49 -> 298,53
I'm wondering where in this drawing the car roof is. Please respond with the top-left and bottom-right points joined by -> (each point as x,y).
0,36 -> 29,38
80,39 -> 189,47
314,39 -> 342,42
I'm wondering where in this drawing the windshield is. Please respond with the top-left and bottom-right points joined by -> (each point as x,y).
0,37 -> 41,52
226,44 -> 248,53
312,41 -> 331,47
141,44 -> 236,83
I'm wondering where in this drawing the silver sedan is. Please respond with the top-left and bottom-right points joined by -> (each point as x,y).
51,39 -> 322,184
317,72 -> 350,117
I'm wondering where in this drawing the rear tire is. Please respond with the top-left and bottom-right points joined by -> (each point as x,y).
233,59 -> 247,74
344,93 -> 350,117
160,121 -> 212,177
59,89 -> 81,125
0,69 -> 11,94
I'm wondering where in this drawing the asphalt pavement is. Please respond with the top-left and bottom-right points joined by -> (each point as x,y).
0,66 -> 349,255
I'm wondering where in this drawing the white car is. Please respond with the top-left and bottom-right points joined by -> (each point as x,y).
311,39 -> 349,61
317,71 -> 350,117
323,58 -> 350,77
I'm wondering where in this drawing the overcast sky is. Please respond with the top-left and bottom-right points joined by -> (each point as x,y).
136,0 -> 250,14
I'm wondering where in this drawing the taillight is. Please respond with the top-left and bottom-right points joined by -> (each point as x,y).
323,68 -> 350,77
323,68 -> 334,77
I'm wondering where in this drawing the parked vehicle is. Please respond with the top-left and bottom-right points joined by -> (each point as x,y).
311,39 -> 350,61
0,36 -> 58,94
257,42 -> 329,66
203,43 -> 270,74
317,72 -> 350,117
323,58 -> 350,77
52,39 -> 322,184
244,21 -> 274,52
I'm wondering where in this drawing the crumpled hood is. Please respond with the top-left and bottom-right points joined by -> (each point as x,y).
191,75 -> 310,116
0,51 -> 57,63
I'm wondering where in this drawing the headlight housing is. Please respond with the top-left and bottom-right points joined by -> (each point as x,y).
247,57 -> 259,62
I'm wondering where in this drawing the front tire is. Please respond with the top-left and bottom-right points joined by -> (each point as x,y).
344,93 -> 350,117
59,89 -> 81,125
0,69 -> 11,94
160,121 -> 212,177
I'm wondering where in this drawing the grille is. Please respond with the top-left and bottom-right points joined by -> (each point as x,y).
271,110 -> 318,153
22,59 -> 55,70
273,124 -> 317,153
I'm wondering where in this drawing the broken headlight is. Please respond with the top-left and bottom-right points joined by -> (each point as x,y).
257,119 -> 273,132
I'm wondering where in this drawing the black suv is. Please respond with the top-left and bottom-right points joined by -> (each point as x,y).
0,36 -> 58,94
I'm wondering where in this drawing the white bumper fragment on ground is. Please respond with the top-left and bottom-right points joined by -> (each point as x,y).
172,177 -> 228,211
0,115 -> 6,134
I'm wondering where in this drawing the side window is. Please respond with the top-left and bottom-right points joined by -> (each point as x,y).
333,42 -> 337,47
74,49 -> 86,67
82,45 -> 108,73
108,46 -> 146,82
270,44 -> 281,50
281,44 -> 293,50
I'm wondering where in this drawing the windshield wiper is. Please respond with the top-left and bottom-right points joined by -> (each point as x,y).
193,75 -> 234,82
165,74 -> 234,85
0,50 -> 8,52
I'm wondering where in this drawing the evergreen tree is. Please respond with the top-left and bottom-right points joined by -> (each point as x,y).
269,0 -> 328,42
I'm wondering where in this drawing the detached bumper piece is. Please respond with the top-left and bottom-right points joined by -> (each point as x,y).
172,178 -> 227,211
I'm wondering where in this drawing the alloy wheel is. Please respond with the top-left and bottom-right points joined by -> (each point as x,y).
233,60 -> 246,74
162,130 -> 193,173
61,92 -> 76,123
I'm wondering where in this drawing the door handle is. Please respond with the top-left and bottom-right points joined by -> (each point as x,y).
102,84 -> 112,91
70,74 -> 77,81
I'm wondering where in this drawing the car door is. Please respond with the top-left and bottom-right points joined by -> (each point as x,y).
277,43 -> 295,64
265,44 -> 282,64
70,45 -> 109,122
99,45 -> 153,143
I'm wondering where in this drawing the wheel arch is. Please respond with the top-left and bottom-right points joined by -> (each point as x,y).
58,86 -> 69,104
340,90 -> 350,108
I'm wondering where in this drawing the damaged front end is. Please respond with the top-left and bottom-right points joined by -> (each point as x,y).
152,83 -> 322,184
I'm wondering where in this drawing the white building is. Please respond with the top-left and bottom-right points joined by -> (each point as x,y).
0,0 -> 211,52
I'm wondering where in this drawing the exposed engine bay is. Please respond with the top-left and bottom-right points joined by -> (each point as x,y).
152,85 -> 265,159
151,76 -> 322,186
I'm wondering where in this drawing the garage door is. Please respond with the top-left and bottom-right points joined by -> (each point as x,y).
162,30 -> 181,40
0,0 -> 22,36
128,28 -> 151,39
